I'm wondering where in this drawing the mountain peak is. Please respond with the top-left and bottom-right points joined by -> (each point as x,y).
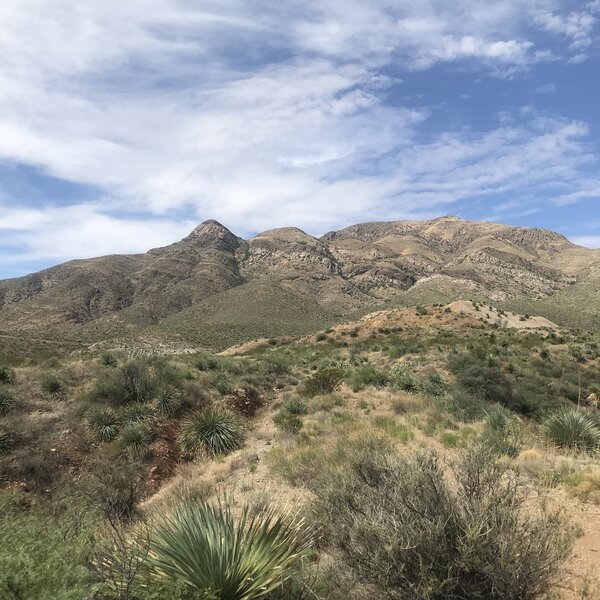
183,219 -> 241,250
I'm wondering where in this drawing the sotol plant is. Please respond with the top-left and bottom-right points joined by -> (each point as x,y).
544,409 -> 600,451
119,425 -> 151,458
179,407 -> 244,455
148,497 -> 313,600
86,407 -> 121,442
154,384 -> 182,416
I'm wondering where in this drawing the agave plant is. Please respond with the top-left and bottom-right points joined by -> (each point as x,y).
154,384 -> 182,416
544,409 -> 600,451
147,497 -> 313,599
0,388 -> 17,416
119,424 -> 151,458
86,407 -> 121,442
179,407 -> 244,455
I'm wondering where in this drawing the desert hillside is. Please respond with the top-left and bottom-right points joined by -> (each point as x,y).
1,216 -> 598,356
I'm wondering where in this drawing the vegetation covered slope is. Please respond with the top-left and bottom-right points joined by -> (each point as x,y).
0,217 -> 598,355
1,303 -> 600,598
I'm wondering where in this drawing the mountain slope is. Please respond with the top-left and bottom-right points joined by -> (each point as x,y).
0,216 -> 598,353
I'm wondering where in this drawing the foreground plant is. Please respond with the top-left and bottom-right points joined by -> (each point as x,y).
86,407 -> 121,442
41,374 -> 65,397
119,425 -> 151,458
544,409 -> 600,451
317,445 -> 573,599
147,497 -> 313,599
179,406 -> 244,455
0,388 -> 17,416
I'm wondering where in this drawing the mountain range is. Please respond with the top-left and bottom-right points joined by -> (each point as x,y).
1,216 -> 598,354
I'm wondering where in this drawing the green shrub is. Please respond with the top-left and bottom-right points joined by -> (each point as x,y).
480,404 -> 522,457
316,447 -> 572,600
118,425 -> 151,458
301,368 -> 344,398
86,407 -> 121,442
274,411 -> 303,434
41,374 -> 65,397
210,371 -> 233,396
0,426 -> 13,454
154,384 -> 182,416
422,371 -> 448,397
118,402 -> 155,426
347,366 -> 388,391
373,416 -> 413,443
119,361 -> 156,403
283,398 -> 309,415
99,351 -> 118,367
544,410 -> 600,451
147,497 -> 313,599
393,370 -> 421,393
0,388 -> 17,416
179,407 -> 244,455
195,352 -> 220,371
0,366 -> 16,385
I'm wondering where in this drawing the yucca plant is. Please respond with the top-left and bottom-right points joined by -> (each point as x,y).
118,402 -> 155,426
147,497 -> 313,599
119,424 -> 151,458
179,407 -> 244,456
41,374 -> 65,397
0,426 -> 12,454
154,384 -> 182,416
394,370 -> 421,394
86,407 -> 121,442
484,403 -> 514,432
0,388 -> 17,416
544,409 -> 600,451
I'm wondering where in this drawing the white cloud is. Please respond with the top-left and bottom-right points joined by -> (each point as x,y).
0,1 -> 598,269
569,235 -> 600,248
533,9 -> 596,49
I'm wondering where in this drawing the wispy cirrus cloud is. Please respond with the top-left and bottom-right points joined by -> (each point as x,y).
0,0 -> 599,273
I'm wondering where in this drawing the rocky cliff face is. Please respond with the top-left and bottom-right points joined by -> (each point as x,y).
0,216 -> 597,341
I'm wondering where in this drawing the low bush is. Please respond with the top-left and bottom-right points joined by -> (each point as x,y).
118,402 -> 155,426
316,446 -> 573,599
283,398 -> 309,415
393,370 -> 421,393
0,366 -> 16,385
153,384 -> 182,416
195,352 -> 220,371
118,425 -> 151,459
99,351 -> 118,367
41,374 -> 66,397
86,407 -> 121,442
0,426 -> 13,454
210,371 -> 233,396
273,411 -> 303,434
347,365 -> 388,392
544,410 -> 600,451
179,407 -> 244,455
147,497 -> 313,599
301,368 -> 344,398
0,388 -> 17,416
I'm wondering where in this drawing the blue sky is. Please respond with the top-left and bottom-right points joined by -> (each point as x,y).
1,0 -> 600,278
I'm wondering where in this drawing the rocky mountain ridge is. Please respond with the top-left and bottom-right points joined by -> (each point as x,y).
0,216 -> 598,350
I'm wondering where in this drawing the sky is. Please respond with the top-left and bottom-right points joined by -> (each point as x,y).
1,0 -> 600,278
